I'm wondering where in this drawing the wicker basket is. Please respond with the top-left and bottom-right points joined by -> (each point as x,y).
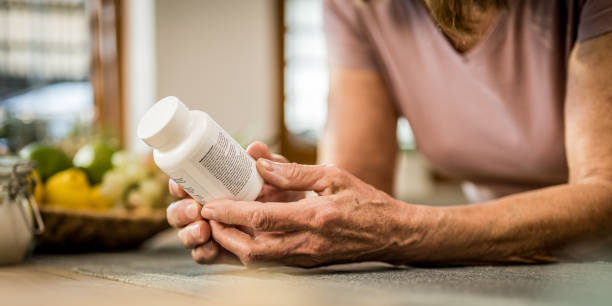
35,206 -> 169,253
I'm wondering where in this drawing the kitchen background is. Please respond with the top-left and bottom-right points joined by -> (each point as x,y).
0,0 -> 465,227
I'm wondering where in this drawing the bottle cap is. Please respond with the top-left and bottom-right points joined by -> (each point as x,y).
138,96 -> 190,150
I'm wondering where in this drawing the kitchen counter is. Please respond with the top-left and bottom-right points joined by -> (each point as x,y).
2,229 -> 611,306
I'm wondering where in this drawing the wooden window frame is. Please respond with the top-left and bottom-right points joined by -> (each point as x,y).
90,0 -> 125,146
91,0 -> 316,158
276,0 -> 318,165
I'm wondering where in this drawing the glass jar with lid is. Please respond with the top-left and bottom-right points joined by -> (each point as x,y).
0,156 -> 44,265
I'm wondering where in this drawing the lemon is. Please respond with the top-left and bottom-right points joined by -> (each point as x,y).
89,185 -> 114,210
45,168 -> 91,209
73,142 -> 117,185
19,143 -> 72,181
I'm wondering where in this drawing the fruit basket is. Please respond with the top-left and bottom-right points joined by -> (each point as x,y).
17,141 -> 175,253
35,206 -> 169,253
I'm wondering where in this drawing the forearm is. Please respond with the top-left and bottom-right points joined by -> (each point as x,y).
391,182 -> 612,265
318,130 -> 396,193
319,68 -> 398,193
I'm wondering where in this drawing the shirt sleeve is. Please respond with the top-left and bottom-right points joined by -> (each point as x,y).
323,0 -> 378,69
577,0 -> 612,42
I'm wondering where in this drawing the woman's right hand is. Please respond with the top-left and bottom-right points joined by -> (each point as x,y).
166,141 -> 303,264
167,180 -> 231,264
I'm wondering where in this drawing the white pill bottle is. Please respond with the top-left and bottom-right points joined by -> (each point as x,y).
137,96 -> 263,204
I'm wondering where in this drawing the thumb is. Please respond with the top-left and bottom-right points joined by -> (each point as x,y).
246,141 -> 273,160
256,159 -> 339,193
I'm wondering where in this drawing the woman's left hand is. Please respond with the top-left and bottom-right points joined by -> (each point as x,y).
202,159 -> 430,267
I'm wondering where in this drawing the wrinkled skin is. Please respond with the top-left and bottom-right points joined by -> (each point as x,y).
166,142 -> 305,264
167,32 -> 612,267
167,141 -> 415,267
202,158 -> 414,267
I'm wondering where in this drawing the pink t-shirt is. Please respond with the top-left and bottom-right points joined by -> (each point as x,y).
324,0 -> 612,202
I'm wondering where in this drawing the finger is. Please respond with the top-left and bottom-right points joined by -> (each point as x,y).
166,198 -> 202,228
256,184 -> 276,201
191,240 -> 219,263
246,141 -> 273,160
270,153 -> 289,163
246,141 -> 289,163
177,220 -> 211,248
168,179 -> 189,198
202,199 -> 315,231
256,159 -> 346,193
211,221 -> 308,267
210,221 -> 278,267
192,241 -> 242,265
256,184 -> 288,202
209,221 -> 254,265
256,184 -> 305,203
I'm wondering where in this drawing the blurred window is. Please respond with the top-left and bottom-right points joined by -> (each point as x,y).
284,0 -> 327,144
0,0 -> 92,152
283,0 -> 415,152
0,0 -> 90,97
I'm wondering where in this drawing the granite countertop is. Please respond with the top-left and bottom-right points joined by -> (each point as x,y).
10,229 -> 609,306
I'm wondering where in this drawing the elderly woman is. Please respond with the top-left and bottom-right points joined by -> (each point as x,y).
167,0 -> 612,266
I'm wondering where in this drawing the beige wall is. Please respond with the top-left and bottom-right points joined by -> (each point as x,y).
155,0 -> 279,145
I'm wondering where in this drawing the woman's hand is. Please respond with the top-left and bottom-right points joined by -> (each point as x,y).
167,176 -> 235,264
166,141 -> 301,264
202,160 -> 427,267
248,143 -> 305,203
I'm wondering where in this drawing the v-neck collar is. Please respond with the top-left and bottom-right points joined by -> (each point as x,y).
417,1 -> 510,62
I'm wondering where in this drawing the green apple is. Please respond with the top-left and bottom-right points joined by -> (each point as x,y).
73,142 -> 117,184
19,143 -> 72,181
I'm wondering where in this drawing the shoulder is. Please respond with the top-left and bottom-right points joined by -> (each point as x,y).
324,0 -> 422,30
519,0 -> 611,48
521,0 -> 584,21
323,0 -> 369,23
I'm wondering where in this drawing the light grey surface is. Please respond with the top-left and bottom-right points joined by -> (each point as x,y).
30,230 -> 612,306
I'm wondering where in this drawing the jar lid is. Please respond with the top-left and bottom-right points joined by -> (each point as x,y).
0,155 -> 45,235
0,155 -> 34,178
0,155 -> 35,201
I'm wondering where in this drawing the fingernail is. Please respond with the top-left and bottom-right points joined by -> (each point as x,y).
189,224 -> 200,240
187,204 -> 199,219
258,158 -> 274,171
169,180 -> 179,192
202,207 -> 215,219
